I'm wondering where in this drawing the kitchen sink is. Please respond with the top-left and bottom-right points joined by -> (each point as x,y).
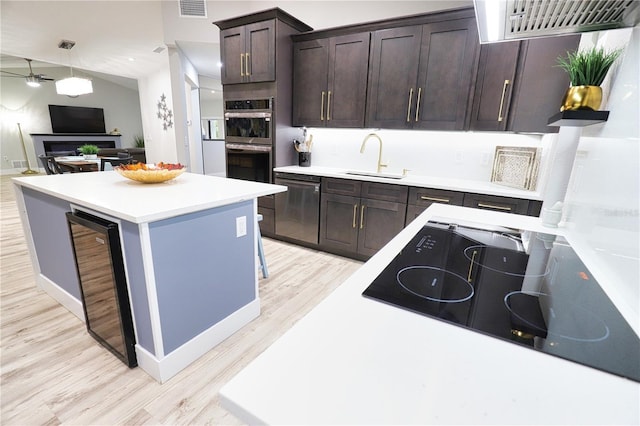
344,170 -> 405,180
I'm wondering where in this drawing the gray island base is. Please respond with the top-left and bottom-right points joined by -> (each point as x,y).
13,171 -> 285,383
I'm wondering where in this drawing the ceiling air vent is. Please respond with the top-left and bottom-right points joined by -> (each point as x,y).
179,0 -> 206,18
475,0 -> 640,43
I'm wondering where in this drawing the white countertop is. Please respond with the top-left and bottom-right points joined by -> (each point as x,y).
219,204 -> 639,425
13,172 -> 285,223
274,165 -> 543,201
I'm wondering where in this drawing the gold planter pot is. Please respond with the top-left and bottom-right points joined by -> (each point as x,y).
560,85 -> 602,111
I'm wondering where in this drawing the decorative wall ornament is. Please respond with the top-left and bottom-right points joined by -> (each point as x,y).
157,93 -> 174,130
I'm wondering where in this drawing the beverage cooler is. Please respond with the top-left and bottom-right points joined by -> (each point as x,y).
66,210 -> 137,367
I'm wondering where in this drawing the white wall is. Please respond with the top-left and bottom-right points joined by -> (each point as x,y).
561,27 -> 639,323
306,127 -> 547,184
0,66 -> 143,174
137,65 -> 178,164
200,97 -> 223,118
161,1 -> 472,46
167,46 -> 204,173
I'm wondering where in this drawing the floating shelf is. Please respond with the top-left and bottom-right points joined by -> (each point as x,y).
547,110 -> 610,127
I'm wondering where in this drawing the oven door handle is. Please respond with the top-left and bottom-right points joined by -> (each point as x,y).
224,112 -> 272,119
225,143 -> 272,152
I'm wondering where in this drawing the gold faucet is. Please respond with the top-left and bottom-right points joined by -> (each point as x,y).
360,133 -> 387,173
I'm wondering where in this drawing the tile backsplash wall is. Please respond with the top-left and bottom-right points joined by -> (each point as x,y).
304,127 -> 550,184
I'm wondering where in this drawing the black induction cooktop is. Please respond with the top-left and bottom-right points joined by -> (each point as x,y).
363,221 -> 640,383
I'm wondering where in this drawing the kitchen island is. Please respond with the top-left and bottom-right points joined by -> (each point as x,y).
219,203 -> 639,424
13,171 -> 285,383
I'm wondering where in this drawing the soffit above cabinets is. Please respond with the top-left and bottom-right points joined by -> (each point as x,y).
474,0 -> 640,43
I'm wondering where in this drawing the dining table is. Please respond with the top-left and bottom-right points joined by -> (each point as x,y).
55,156 -> 120,173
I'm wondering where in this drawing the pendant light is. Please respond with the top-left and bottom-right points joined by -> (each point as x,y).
56,40 -> 93,97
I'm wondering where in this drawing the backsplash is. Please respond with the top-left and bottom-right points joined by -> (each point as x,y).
561,27 -> 638,326
303,127 -> 550,185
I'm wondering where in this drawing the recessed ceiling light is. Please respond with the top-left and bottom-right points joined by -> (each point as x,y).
210,90 -> 216,93
128,57 -> 135,62
216,61 -> 223,68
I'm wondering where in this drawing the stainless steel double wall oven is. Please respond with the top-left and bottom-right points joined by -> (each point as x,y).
223,90 -> 300,235
224,98 -> 273,184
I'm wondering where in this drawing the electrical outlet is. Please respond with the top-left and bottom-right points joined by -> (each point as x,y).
236,216 -> 247,237
3,156 -> 7,161
455,151 -> 463,164
481,152 -> 492,166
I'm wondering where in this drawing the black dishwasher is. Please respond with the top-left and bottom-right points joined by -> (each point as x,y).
66,211 -> 137,367
274,172 -> 320,245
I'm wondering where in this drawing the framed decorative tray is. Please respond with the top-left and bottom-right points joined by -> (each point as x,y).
490,146 -> 540,191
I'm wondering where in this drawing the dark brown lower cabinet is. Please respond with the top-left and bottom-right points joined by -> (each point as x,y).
357,197 -> 407,257
406,187 -> 465,226
291,176 -> 543,261
462,193 -> 530,215
320,193 -> 406,259
258,195 -> 275,237
406,188 -> 541,225
319,193 -> 359,253
319,178 -> 407,259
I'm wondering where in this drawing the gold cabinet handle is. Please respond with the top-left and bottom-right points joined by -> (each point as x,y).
360,205 -> 366,229
498,79 -> 510,122
240,53 -> 245,77
245,52 -> 250,76
478,202 -> 512,211
352,204 -> 358,228
327,91 -> 332,121
467,250 -> 478,282
420,195 -> 450,203
406,88 -> 414,122
415,87 -> 422,122
321,91 -> 326,121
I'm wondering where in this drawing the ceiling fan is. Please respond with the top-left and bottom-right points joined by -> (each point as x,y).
1,58 -> 54,87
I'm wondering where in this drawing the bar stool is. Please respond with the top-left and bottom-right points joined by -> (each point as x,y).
257,214 -> 268,278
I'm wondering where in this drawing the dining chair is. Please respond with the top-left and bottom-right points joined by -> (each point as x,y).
101,157 -> 135,171
38,154 -> 66,175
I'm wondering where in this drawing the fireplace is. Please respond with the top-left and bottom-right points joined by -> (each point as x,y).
31,134 -> 122,158
43,140 -> 116,155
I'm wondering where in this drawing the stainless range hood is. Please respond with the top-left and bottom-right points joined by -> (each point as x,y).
474,0 -> 640,43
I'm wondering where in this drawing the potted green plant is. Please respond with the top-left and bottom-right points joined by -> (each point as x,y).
556,46 -> 623,111
78,144 -> 100,159
133,134 -> 145,148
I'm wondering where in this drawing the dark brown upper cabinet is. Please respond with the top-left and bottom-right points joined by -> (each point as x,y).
414,18 -> 479,130
468,41 -> 520,132
469,34 -> 580,133
293,33 -> 370,127
366,15 -> 479,130
216,8 -> 313,86
365,26 -> 422,129
219,20 -> 276,85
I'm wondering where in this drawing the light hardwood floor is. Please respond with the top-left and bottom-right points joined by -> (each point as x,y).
0,174 -> 363,425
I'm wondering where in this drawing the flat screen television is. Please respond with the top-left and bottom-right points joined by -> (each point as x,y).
48,105 -> 106,134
